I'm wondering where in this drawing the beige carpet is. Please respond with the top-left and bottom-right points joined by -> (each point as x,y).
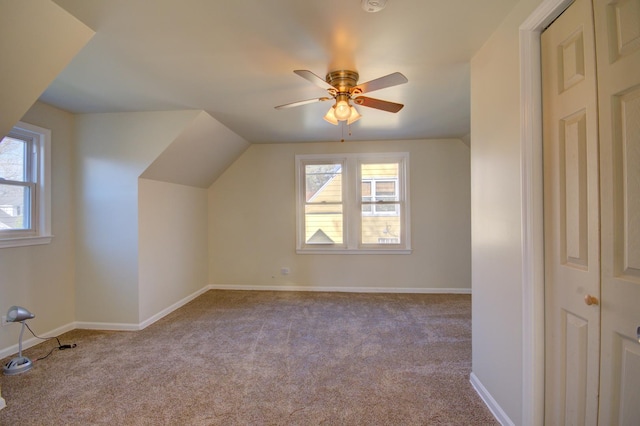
0,290 -> 498,425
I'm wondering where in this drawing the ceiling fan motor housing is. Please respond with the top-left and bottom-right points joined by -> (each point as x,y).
325,70 -> 359,95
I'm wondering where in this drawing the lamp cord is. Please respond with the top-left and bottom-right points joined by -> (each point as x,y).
24,322 -> 77,361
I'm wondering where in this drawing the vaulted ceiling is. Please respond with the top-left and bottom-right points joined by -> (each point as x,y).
42,0 -> 518,143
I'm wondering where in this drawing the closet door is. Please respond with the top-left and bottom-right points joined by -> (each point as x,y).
593,0 -> 640,424
542,0 -> 601,423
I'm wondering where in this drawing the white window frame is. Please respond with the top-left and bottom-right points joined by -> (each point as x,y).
0,121 -> 52,248
296,152 -> 411,254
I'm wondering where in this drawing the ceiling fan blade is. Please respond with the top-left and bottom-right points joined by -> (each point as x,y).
293,70 -> 335,91
353,96 -> 404,113
275,97 -> 331,109
352,72 -> 408,95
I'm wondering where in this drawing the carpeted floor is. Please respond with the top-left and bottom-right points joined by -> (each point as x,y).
0,290 -> 498,425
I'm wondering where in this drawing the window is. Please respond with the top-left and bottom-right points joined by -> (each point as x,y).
296,153 -> 410,254
0,122 -> 51,248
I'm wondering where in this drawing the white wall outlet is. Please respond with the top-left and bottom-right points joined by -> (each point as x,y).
280,267 -> 290,275
1,316 -> 7,327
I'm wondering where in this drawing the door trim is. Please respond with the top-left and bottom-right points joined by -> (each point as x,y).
519,1 -> 574,425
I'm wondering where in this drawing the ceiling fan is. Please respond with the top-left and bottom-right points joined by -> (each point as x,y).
275,69 -> 408,125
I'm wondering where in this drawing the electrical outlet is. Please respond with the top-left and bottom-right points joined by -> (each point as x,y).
1,316 -> 7,327
281,267 -> 290,275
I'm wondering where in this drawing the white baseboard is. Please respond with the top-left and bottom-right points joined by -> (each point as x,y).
74,321 -> 140,331
138,286 -> 210,330
470,372 -> 514,426
208,284 -> 472,294
76,285 -> 211,331
0,321 -> 76,360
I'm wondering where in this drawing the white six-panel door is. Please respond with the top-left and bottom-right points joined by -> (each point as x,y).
542,0 -> 601,423
543,0 -> 640,424
593,0 -> 640,424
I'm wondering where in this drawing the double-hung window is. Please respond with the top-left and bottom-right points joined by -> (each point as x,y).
0,122 -> 51,248
296,152 -> 410,254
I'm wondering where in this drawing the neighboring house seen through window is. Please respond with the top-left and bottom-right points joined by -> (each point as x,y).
0,122 -> 51,248
296,153 -> 410,253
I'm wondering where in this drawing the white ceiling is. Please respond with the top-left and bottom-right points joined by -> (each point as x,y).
43,0 -> 517,144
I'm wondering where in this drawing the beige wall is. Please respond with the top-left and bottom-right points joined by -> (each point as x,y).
74,111 -> 200,325
208,139 -> 471,291
470,0 -> 543,423
0,102 -> 76,354
138,179 -> 209,323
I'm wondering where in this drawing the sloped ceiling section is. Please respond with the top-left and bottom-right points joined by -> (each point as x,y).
140,111 -> 250,188
0,0 -> 94,138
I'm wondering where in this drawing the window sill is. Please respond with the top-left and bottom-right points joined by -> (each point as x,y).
0,235 -> 53,249
297,248 -> 412,255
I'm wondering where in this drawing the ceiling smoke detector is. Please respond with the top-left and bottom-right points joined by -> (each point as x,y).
361,0 -> 387,13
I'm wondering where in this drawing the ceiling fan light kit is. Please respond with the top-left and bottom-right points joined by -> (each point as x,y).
323,107 -> 339,125
323,104 -> 362,126
275,68 -> 407,127
333,95 -> 352,121
347,106 -> 362,125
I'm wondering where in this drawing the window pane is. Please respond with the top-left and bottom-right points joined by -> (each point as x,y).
305,164 -> 341,203
362,163 -> 398,181
361,208 -> 401,245
305,204 -> 343,244
362,181 -> 371,197
361,164 -> 400,218
0,137 -> 27,182
375,181 -> 396,197
0,184 -> 29,230
376,203 -> 398,213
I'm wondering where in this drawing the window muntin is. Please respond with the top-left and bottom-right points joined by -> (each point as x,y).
0,136 -> 29,182
0,122 -> 51,248
297,153 -> 410,254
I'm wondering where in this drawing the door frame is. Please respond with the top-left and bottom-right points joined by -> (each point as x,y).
519,0 -> 575,425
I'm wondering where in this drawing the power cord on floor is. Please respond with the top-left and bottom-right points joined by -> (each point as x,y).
24,322 -> 77,362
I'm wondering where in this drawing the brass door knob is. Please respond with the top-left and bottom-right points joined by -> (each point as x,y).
584,294 -> 599,306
